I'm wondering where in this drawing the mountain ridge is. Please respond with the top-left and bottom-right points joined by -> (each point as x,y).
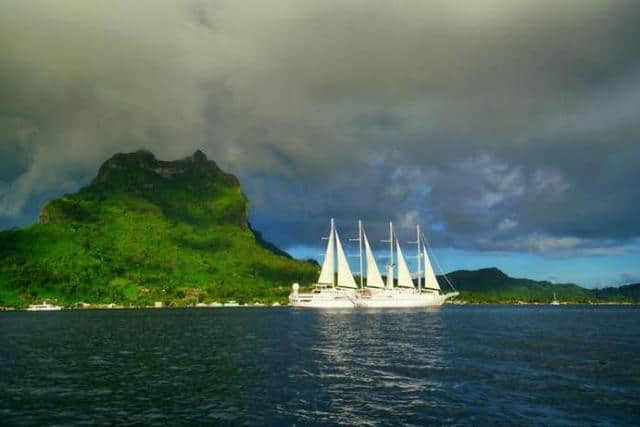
436,267 -> 640,303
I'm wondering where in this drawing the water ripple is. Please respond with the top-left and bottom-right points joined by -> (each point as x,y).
1,306 -> 639,425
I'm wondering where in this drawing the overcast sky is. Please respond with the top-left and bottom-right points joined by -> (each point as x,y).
2,1 -> 639,287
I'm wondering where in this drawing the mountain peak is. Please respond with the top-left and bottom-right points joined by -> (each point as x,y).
92,149 -> 237,186
39,150 -> 245,226
478,267 -> 508,278
104,149 -> 157,169
191,149 -> 207,162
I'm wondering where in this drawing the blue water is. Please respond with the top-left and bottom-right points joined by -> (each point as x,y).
1,306 -> 639,425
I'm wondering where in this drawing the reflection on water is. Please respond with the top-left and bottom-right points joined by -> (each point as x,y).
1,306 -> 639,425
292,308 -> 446,424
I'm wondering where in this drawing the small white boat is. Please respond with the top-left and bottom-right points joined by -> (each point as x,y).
551,292 -> 560,305
224,301 -> 240,307
27,301 -> 62,311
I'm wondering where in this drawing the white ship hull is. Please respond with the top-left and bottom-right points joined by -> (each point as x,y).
289,286 -> 458,309
26,304 -> 62,311
289,286 -> 357,308
354,289 -> 459,308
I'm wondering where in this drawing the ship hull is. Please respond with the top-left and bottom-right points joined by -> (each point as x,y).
290,286 -> 458,308
354,290 -> 459,308
289,287 -> 357,308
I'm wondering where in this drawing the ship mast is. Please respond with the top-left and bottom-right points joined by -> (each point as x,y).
416,225 -> 422,293
363,225 -> 385,289
408,224 -> 423,291
335,223 -> 358,289
317,218 -> 336,286
359,220 -> 363,289
420,232 -> 442,293
380,221 -> 394,289
331,218 -> 335,287
349,220 -> 364,289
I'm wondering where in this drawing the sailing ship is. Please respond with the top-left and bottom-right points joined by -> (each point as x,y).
289,219 -> 459,308
550,292 -> 560,305
289,219 -> 359,308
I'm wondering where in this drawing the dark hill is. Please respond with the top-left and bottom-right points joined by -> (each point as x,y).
590,283 -> 640,302
437,268 -> 637,303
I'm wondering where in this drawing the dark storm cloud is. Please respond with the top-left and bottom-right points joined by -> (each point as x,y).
1,0 -> 640,256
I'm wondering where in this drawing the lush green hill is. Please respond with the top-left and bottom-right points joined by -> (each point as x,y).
590,283 -> 640,302
0,150 -> 317,307
437,268 -> 639,303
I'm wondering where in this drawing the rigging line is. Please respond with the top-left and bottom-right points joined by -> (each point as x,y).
421,234 -> 457,292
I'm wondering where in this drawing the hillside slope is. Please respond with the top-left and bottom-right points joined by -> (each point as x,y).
438,268 -> 639,303
0,150 -> 317,307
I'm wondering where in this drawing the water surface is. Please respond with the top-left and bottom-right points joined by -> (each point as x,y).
1,306 -> 639,425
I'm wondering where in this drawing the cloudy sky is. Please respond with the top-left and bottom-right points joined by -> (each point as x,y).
2,1 -> 640,287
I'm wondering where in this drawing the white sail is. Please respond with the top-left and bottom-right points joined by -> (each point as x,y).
318,222 -> 335,285
335,230 -> 358,288
363,231 -> 385,288
415,225 -> 422,291
423,244 -> 440,291
396,240 -> 415,288
385,222 -> 394,289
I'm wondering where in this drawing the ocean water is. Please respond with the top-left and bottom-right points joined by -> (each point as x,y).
1,306 -> 639,426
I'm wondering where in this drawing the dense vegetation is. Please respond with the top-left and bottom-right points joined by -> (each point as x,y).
0,150 -> 317,307
438,268 -> 640,304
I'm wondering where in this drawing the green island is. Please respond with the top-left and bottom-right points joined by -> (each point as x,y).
0,150 -> 317,308
0,150 -> 638,309
439,268 -> 640,304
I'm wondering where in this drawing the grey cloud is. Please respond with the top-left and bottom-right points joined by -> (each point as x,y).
1,0 -> 640,257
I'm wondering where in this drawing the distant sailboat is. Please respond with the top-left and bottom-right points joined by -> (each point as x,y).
551,291 -> 560,305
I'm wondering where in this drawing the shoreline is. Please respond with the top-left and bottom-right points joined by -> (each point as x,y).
2,301 -> 639,311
